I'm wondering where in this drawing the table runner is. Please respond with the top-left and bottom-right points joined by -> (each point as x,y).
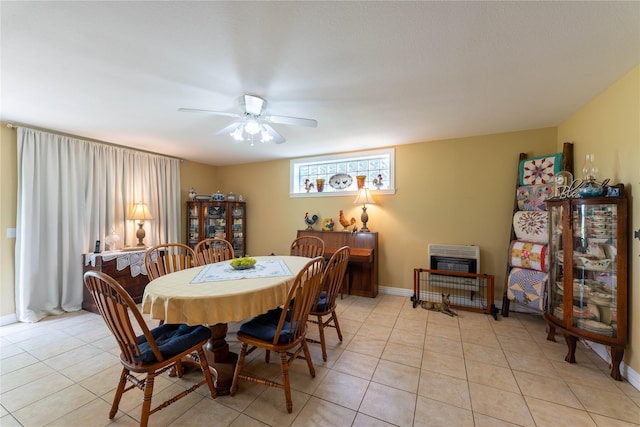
190,259 -> 293,283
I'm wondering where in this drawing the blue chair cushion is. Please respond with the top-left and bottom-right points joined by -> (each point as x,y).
313,291 -> 330,312
135,324 -> 211,363
239,308 -> 297,344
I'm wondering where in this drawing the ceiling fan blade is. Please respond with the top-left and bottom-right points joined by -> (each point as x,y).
215,122 -> 243,136
262,124 -> 286,144
178,108 -> 241,119
267,115 -> 318,128
244,95 -> 265,116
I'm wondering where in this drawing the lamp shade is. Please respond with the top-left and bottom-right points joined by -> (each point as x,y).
353,188 -> 375,206
128,203 -> 153,221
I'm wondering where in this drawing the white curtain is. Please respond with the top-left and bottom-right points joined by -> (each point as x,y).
15,127 -> 181,322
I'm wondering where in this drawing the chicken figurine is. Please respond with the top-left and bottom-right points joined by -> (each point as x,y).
304,212 -> 319,230
339,210 -> 356,232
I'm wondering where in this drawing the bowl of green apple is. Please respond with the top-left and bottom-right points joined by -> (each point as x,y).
230,257 -> 257,270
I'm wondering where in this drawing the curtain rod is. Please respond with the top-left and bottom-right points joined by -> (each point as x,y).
3,122 -> 182,161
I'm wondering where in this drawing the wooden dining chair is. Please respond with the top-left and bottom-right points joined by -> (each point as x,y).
308,245 -> 350,361
144,243 -> 196,280
83,270 -> 217,427
194,238 -> 235,266
290,235 -> 325,258
230,256 -> 325,413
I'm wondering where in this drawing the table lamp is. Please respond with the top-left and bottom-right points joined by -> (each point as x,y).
128,203 -> 153,246
353,188 -> 375,232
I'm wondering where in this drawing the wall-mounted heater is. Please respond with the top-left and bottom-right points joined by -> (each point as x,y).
413,244 -> 497,319
428,244 -> 480,291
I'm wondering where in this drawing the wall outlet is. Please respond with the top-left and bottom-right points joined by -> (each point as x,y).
6,228 -> 16,238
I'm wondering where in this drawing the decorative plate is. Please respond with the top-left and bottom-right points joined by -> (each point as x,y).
322,217 -> 335,231
328,173 -> 353,190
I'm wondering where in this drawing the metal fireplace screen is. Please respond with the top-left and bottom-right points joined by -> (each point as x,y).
412,268 -> 498,319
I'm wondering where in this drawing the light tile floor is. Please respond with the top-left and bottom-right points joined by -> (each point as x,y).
1,294 -> 639,426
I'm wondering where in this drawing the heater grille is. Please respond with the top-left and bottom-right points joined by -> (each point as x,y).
428,244 -> 480,266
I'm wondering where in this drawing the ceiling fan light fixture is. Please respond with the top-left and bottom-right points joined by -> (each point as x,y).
230,126 -> 244,141
181,94 -> 315,146
244,119 -> 260,135
260,127 -> 273,143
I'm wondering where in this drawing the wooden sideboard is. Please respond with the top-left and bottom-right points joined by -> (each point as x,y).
297,230 -> 378,298
82,250 -> 151,313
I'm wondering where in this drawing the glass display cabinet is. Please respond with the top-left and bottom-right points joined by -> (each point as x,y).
544,191 -> 627,380
186,200 -> 246,258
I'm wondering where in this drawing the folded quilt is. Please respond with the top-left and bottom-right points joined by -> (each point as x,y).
509,240 -> 548,272
519,153 -> 562,185
513,211 -> 549,243
516,184 -> 554,211
507,267 -> 548,312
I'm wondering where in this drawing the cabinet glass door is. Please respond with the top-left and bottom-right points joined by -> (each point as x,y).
572,202 -> 618,338
206,203 -> 227,240
231,203 -> 245,257
187,203 -> 199,248
548,204 -> 564,322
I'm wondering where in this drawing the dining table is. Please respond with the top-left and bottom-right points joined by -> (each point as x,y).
141,255 -> 311,395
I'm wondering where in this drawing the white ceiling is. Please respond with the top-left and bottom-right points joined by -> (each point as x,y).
1,1 -> 639,166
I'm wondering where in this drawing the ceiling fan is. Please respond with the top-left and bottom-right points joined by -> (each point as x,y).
179,94 -> 318,144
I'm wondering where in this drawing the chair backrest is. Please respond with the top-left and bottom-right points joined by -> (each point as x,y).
194,238 -> 235,266
290,236 -> 325,258
273,256 -> 325,345
83,270 -> 164,365
145,243 -> 196,280
315,246 -> 350,312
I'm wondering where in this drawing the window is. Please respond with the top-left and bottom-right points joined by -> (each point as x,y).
290,148 -> 395,197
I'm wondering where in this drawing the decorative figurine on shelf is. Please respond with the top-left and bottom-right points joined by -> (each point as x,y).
188,187 -> 197,201
339,210 -> 356,232
304,178 -> 314,193
104,228 -> 120,251
373,173 -> 383,190
304,212 -> 319,230
322,217 -> 335,231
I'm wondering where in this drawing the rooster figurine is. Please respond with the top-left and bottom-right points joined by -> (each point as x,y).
304,212 -> 319,230
339,210 -> 356,232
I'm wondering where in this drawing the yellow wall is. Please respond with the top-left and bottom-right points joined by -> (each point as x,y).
557,65 -> 640,375
214,129 -> 556,298
0,124 -> 18,315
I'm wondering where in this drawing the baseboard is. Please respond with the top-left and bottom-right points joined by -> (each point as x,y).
378,285 -> 639,391
0,313 -> 18,326
583,340 -> 640,391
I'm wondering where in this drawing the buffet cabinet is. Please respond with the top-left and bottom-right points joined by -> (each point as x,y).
82,250 -> 151,314
297,229 -> 378,297
187,200 -> 246,258
544,194 -> 627,380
